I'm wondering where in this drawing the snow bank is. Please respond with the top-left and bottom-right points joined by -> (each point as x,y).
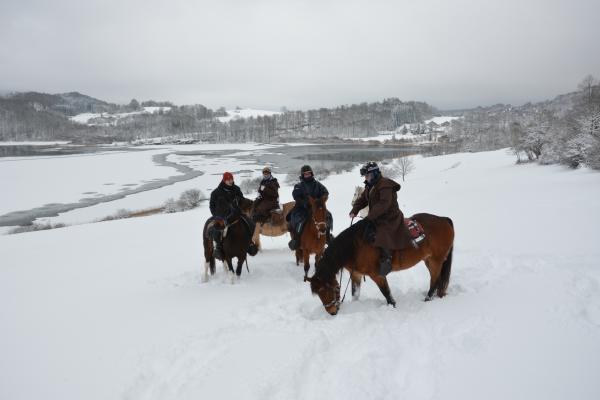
1,149 -> 599,400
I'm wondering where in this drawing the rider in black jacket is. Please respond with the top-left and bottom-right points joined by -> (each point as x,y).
287,165 -> 333,250
209,172 -> 256,258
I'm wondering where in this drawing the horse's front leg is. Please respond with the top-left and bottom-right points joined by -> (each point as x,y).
370,275 -> 396,307
236,256 -> 245,277
226,258 -> 235,274
351,271 -> 362,300
303,250 -> 311,277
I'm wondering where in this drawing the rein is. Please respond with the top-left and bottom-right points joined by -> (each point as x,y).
337,217 -> 356,306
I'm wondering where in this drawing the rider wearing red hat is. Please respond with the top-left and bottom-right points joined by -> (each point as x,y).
209,171 -> 256,259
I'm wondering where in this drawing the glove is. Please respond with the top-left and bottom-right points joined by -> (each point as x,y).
349,212 -> 356,218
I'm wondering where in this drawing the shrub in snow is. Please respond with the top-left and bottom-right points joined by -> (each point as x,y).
8,222 -> 66,234
163,198 -> 180,213
178,189 -> 204,209
239,177 -> 262,194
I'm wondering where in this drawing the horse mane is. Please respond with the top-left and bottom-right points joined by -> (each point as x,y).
313,219 -> 368,281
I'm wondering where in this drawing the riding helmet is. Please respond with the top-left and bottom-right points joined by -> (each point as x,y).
360,161 -> 379,176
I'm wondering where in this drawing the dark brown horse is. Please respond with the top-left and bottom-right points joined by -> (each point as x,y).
298,196 -> 328,278
202,198 -> 256,282
305,214 -> 454,315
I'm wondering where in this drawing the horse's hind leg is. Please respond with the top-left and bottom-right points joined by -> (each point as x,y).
351,272 -> 362,300
370,275 -> 396,307
424,258 -> 443,301
295,249 -> 302,266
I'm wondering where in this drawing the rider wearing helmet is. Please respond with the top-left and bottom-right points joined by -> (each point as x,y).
349,161 -> 413,276
287,165 -> 333,250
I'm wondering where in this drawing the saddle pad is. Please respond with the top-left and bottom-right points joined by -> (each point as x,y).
404,218 -> 425,241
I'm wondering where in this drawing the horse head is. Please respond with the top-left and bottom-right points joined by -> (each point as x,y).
305,272 -> 340,316
308,195 -> 328,236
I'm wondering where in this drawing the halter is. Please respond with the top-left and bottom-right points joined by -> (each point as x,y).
312,216 -> 328,238
319,283 -> 340,309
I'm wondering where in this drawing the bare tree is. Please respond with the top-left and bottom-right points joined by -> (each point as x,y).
578,75 -> 598,103
398,156 -> 415,181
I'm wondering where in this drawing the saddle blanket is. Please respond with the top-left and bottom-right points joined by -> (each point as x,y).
405,218 -> 426,244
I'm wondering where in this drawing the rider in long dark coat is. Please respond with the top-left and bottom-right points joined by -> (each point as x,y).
209,172 -> 256,259
350,161 -> 413,276
287,165 -> 333,250
252,166 -> 280,223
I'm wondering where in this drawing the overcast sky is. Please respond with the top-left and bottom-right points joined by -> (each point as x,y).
1,0 -> 599,110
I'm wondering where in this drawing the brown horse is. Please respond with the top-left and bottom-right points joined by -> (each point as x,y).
202,198 -> 256,283
251,201 -> 295,251
305,214 -> 454,315
298,196 -> 328,278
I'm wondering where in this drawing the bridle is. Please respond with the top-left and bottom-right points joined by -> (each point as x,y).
312,216 -> 327,238
318,281 -> 340,309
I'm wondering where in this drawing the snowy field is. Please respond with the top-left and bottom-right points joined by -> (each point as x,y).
1,149 -> 599,400
0,149 -> 179,216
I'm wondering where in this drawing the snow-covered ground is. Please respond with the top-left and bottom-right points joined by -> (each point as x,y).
217,108 -> 282,123
1,149 -> 599,400
0,141 -> 72,146
70,106 -> 172,125
0,149 -> 178,216
424,116 -> 461,125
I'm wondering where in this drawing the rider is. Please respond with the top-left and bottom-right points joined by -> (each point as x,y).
209,172 -> 257,259
287,165 -> 333,250
252,166 -> 280,223
349,161 -> 413,276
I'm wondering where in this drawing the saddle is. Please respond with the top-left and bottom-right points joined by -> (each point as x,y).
405,218 -> 426,245
269,209 -> 284,224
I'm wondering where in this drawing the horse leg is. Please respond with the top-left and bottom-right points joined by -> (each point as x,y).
253,225 -> 262,252
424,258 -> 443,301
303,250 -> 311,278
236,256 -> 244,277
296,249 -> 302,266
370,275 -> 396,307
351,272 -> 362,300
226,258 -> 235,274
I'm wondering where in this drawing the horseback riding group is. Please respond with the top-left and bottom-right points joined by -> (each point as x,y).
203,161 -> 455,315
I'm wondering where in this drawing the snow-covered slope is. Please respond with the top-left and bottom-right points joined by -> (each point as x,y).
1,149 -> 599,400
217,108 -> 281,123
70,107 -> 172,125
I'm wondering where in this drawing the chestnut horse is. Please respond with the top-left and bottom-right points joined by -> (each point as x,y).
298,196 -> 328,278
305,214 -> 454,315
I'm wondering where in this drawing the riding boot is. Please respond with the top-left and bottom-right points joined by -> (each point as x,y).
378,247 -> 393,276
214,240 -> 225,260
288,230 -> 298,251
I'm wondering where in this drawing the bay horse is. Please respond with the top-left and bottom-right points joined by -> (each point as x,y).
305,214 -> 454,315
251,201 -> 295,251
202,198 -> 256,282
298,196 -> 328,278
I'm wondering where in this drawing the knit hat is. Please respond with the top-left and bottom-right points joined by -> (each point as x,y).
222,172 -> 234,181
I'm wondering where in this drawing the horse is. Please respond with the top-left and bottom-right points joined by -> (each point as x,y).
305,214 -> 454,315
202,198 -> 256,282
297,196 -> 329,278
251,201 -> 295,251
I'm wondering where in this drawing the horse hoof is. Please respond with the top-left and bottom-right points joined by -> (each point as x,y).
424,296 -> 433,302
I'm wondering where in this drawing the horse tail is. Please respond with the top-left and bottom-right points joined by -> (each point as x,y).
438,217 -> 454,296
